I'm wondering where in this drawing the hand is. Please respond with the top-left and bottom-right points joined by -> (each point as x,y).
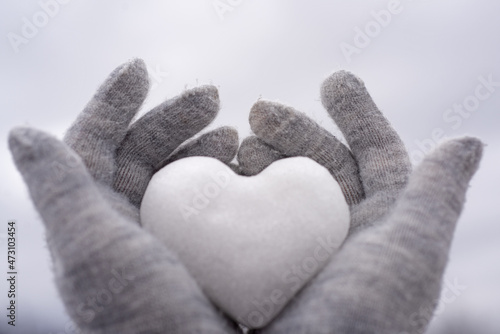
236,71 -> 483,333
9,59 -> 243,333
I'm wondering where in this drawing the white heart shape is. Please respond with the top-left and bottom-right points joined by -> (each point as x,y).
141,157 -> 350,328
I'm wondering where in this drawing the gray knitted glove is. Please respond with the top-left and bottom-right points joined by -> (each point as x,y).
9,59 -> 242,334
237,71 -> 483,334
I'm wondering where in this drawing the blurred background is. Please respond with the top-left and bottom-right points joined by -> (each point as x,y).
1,0 -> 499,333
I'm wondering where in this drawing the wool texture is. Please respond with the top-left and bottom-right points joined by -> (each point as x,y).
9,60 -> 483,334
9,59 -> 240,334
237,71 -> 483,334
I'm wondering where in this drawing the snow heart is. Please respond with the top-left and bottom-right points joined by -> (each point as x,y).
141,157 -> 350,328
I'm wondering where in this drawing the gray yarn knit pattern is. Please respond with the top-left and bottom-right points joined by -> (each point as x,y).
9,60 -> 482,334
9,59 -> 241,334
237,71 -> 483,334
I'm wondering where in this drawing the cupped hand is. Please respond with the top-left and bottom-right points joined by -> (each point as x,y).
237,71 -> 483,334
9,59 -> 243,334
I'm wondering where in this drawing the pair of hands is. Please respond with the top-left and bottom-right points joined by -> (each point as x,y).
9,59 -> 482,334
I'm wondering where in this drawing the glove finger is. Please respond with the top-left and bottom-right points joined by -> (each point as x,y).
161,126 -> 239,167
250,100 -> 364,206
8,127 -> 240,334
259,137 -> 483,334
321,71 -> 411,209
64,58 -> 149,186
113,85 -> 220,208
237,136 -> 285,176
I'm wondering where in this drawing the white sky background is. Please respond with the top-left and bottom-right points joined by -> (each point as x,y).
1,0 -> 499,333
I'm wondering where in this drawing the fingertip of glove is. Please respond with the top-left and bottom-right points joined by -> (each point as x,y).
123,57 -> 147,73
237,135 -> 283,176
421,137 -> 484,185
238,135 -> 270,163
8,127 -> 64,171
180,85 -> 220,117
238,136 -> 263,160
203,126 -> 239,151
8,127 -> 41,156
249,100 -> 265,122
320,70 -> 365,110
240,135 -> 261,148
249,100 -> 287,136
214,125 -> 239,142
120,58 -> 148,79
187,84 -> 219,99
112,58 -> 149,85
186,126 -> 239,164
96,58 -> 150,107
444,137 -> 484,175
